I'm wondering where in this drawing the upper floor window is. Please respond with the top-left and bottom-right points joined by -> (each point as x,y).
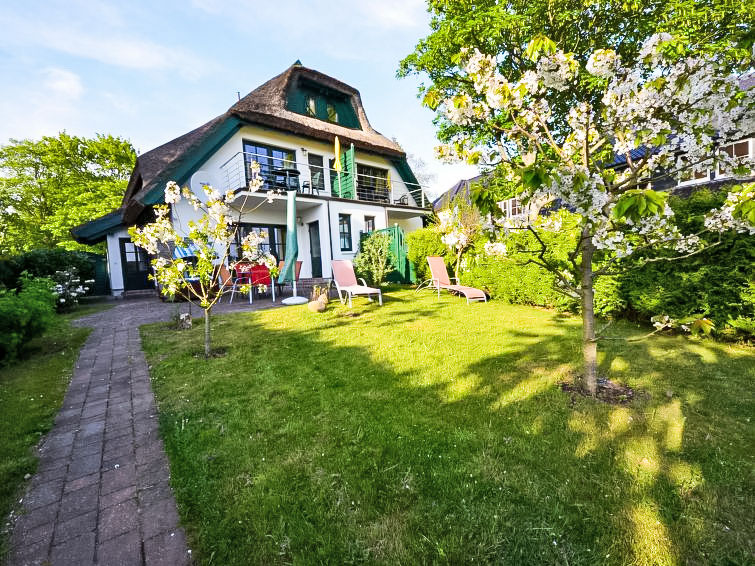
717,139 -> 752,178
308,153 -> 325,192
326,103 -> 338,123
678,167 -> 709,185
286,78 -> 361,128
242,140 -> 296,189
306,96 -> 317,117
356,164 -> 389,203
339,214 -> 352,251
501,197 -> 524,218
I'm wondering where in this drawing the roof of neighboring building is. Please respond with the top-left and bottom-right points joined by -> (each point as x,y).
433,174 -> 486,210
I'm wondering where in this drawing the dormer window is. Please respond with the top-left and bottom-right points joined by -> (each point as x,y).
286,77 -> 361,129
326,103 -> 338,123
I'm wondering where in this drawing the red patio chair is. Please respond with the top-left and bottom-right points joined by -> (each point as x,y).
426,256 -> 486,304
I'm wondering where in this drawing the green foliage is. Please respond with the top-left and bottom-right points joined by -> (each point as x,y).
613,189 -> 668,223
406,226 -> 448,282
353,231 -> 394,286
619,190 -> 755,336
1,248 -> 97,289
141,290 -> 755,564
0,132 -> 135,254
463,254 -> 575,310
400,0 -> 751,145
0,276 -> 56,363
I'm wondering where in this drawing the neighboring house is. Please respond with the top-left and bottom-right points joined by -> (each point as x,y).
434,174 -> 526,220
72,62 -> 431,295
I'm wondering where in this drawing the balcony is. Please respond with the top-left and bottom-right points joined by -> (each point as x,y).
219,151 -> 432,208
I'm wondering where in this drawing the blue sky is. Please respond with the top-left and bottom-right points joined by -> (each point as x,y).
0,0 -> 478,197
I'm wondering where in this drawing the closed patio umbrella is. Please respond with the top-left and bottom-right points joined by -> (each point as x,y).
278,171 -> 307,305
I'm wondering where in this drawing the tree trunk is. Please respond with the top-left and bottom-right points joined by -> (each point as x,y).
203,308 -> 211,358
580,230 -> 598,396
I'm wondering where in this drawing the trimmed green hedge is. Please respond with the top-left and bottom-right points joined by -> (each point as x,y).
0,249 -> 97,289
0,277 -> 56,364
409,190 -> 754,338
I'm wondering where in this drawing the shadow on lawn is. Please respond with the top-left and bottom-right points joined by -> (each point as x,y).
146,305 -> 753,566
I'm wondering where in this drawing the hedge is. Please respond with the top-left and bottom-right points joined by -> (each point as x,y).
0,277 -> 56,364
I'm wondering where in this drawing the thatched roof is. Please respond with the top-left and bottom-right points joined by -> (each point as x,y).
229,63 -> 404,157
108,62 -> 407,225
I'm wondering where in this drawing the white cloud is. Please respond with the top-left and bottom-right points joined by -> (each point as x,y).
43,68 -> 84,100
0,5 -> 209,80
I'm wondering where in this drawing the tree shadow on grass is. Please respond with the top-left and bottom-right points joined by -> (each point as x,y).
141,305 -> 754,566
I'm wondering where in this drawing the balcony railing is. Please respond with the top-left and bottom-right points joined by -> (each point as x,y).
219,151 -> 432,208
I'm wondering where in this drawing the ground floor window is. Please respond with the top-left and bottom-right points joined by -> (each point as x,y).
364,215 -> 375,233
232,223 -> 286,261
339,214 -> 352,251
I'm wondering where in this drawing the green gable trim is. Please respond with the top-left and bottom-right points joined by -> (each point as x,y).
286,78 -> 361,130
140,117 -> 243,206
71,210 -> 125,244
390,157 -> 420,188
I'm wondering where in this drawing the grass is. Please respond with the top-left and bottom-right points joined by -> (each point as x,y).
0,302 -> 111,556
140,289 -> 754,565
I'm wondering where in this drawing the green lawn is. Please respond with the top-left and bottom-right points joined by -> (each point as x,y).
0,303 -> 110,556
141,289 -> 754,565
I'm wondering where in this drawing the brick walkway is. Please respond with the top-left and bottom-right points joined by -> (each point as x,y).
7,297 -> 278,566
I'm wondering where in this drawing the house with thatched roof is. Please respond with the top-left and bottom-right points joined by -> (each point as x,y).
72,61 -> 431,295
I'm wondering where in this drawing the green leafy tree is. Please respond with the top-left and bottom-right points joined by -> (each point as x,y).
401,2 -> 753,395
0,132 -> 136,254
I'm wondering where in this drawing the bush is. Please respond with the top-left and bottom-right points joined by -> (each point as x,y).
0,249 -> 97,289
407,226 -> 449,282
617,190 -> 755,336
52,267 -> 93,312
0,276 -> 56,364
463,254 -> 576,309
354,232 -> 394,286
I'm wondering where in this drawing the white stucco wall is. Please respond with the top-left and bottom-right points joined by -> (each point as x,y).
105,227 -> 130,295
103,123 -> 428,293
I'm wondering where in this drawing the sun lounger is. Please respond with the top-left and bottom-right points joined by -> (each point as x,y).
426,256 -> 486,304
331,260 -> 382,307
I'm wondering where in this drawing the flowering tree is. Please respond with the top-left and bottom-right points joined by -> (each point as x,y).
423,34 -> 754,394
437,195 -> 481,279
129,162 -> 278,357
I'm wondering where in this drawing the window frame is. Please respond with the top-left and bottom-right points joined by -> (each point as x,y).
364,216 -> 375,233
338,214 -> 352,251
716,138 -> 753,179
308,153 -> 325,192
242,140 -> 297,189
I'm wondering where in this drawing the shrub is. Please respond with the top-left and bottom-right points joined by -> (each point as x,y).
0,276 -> 56,364
52,267 -> 93,312
354,232 -> 394,286
0,249 -> 98,289
617,190 -> 755,336
407,226 -> 448,282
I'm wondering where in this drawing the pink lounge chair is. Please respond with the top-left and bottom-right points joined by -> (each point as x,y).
426,256 -> 486,304
331,260 -> 382,307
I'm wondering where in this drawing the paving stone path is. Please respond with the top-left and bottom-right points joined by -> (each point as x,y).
8,297 -> 277,566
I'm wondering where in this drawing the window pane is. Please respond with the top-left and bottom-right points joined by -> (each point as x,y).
339,214 -> 351,250
327,103 -> 338,123
306,96 -> 316,117
364,216 -> 375,232
308,154 -> 325,191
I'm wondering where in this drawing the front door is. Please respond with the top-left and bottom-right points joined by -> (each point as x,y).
308,221 -> 322,278
119,238 -> 151,290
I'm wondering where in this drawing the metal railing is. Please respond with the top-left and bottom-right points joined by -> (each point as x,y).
219,151 -> 432,208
